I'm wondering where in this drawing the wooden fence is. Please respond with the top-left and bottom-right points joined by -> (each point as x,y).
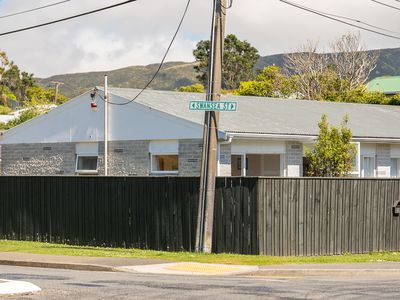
0,176 -> 399,255
258,178 -> 400,255
0,177 -> 199,251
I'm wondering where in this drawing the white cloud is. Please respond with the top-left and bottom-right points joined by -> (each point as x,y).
0,0 -> 399,77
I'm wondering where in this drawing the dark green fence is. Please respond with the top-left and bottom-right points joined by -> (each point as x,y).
1,176 -> 399,255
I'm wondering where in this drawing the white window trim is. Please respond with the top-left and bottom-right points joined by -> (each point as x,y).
75,154 -> 99,174
350,142 -> 361,177
150,152 -> 179,175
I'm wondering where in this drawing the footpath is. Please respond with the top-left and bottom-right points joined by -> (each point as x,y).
1,251 -> 400,295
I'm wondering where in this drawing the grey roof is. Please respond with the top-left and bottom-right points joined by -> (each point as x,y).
105,87 -> 400,140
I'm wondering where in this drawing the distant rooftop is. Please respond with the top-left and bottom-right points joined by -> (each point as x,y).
366,76 -> 400,95
103,87 -> 400,140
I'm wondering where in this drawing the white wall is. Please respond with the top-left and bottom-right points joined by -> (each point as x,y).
231,140 -> 286,154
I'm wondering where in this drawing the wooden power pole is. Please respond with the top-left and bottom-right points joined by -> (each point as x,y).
51,81 -> 63,103
196,0 -> 227,253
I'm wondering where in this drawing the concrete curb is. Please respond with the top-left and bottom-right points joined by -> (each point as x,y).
245,268 -> 400,277
0,260 -> 117,272
117,262 -> 259,276
2,259 -> 400,278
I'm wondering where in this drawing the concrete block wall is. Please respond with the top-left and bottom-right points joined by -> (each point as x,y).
286,142 -> 303,177
179,139 -> 203,176
219,143 -> 231,176
98,140 -> 150,176
1,143 -> 76,175
376,144 -> 391,177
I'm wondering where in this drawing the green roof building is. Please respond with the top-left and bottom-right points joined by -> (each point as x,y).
366,76 -> 400,95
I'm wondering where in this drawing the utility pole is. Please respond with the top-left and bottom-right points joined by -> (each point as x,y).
104,75 -> 109,176
51,81 -> 63,103
196,0 -> 226,253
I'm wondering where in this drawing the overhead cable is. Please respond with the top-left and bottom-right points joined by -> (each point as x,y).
317,7 -> 400,34
0,0 -> 139,37
0,0 -> 72,19
371,0 -> 400,11
279,0 -> 400,40
98,0 -> 192,106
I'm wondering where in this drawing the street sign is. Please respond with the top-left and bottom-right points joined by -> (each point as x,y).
189,101 -> 238,112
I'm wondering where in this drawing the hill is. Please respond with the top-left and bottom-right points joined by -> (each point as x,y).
38,48 -> 400,99
37,61 -> 199,99
256,48 -> 400,78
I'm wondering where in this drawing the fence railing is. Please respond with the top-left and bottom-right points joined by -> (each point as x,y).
1,176 -> 399,255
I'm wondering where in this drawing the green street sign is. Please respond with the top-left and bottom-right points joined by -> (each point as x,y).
189,101 -> 238,112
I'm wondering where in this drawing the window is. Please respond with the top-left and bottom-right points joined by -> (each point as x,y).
362,156 -> 375,178
76,155 -> 98,174
151,155 -> 178,174
391,158 -> 400,177
350,142 -> 360,177
150,140 -> 179,175
75,143 -> 99,174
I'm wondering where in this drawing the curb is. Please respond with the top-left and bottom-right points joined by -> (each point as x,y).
2,260 -> 400,277
245,268 -> 400,277
0,260 -> 117,272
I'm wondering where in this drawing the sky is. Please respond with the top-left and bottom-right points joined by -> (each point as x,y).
0,0 -> 400,77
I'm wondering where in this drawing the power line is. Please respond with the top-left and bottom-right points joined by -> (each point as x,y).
316,7 -> 400,35
97,0 -> 192,106
0,0 -> 71,19
279,0 -> 400,40
0,0 -> 138,37
372,0 -> 400,11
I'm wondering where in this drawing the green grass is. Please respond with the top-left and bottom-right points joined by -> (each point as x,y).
1,240 -> 400,266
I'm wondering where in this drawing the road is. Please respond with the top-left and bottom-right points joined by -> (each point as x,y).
1,265 -> 400,299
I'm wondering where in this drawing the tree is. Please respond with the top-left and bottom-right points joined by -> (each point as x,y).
305,114 -> 357,177
27,86 -> 67,105
284,33 -> 378,100
330,32 -> 378,89
0,49 -> 67,107
0,51 -> 10,103
0,107 -> 41,130
236,65 -> 297,97
193,34 -> 260,90
177,83 -> 205,93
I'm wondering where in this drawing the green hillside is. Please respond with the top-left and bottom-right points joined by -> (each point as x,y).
37,48 -> 400,99
37,62 -> 199,99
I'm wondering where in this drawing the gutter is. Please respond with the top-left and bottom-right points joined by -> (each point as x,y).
220,134 -> 233,145
226,132 -> 400,144
227,132 -> 316,142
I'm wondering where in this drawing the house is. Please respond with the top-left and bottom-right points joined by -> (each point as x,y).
366,76 -> 400,96
1,87 -> 400,178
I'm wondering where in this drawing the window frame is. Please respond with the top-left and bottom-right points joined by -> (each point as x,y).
350,142 -> 361,177
361,155 -> 376,178
150,153 -> 179,175
391,157 -> 400,178
75,155 -> 99,175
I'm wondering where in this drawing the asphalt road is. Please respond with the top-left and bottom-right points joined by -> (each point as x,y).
1,265 -> 400,299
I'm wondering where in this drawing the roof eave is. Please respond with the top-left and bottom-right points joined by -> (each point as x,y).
226,132 -> 400,144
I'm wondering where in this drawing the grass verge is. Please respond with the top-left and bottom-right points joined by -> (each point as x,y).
0,240 -> 400,266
